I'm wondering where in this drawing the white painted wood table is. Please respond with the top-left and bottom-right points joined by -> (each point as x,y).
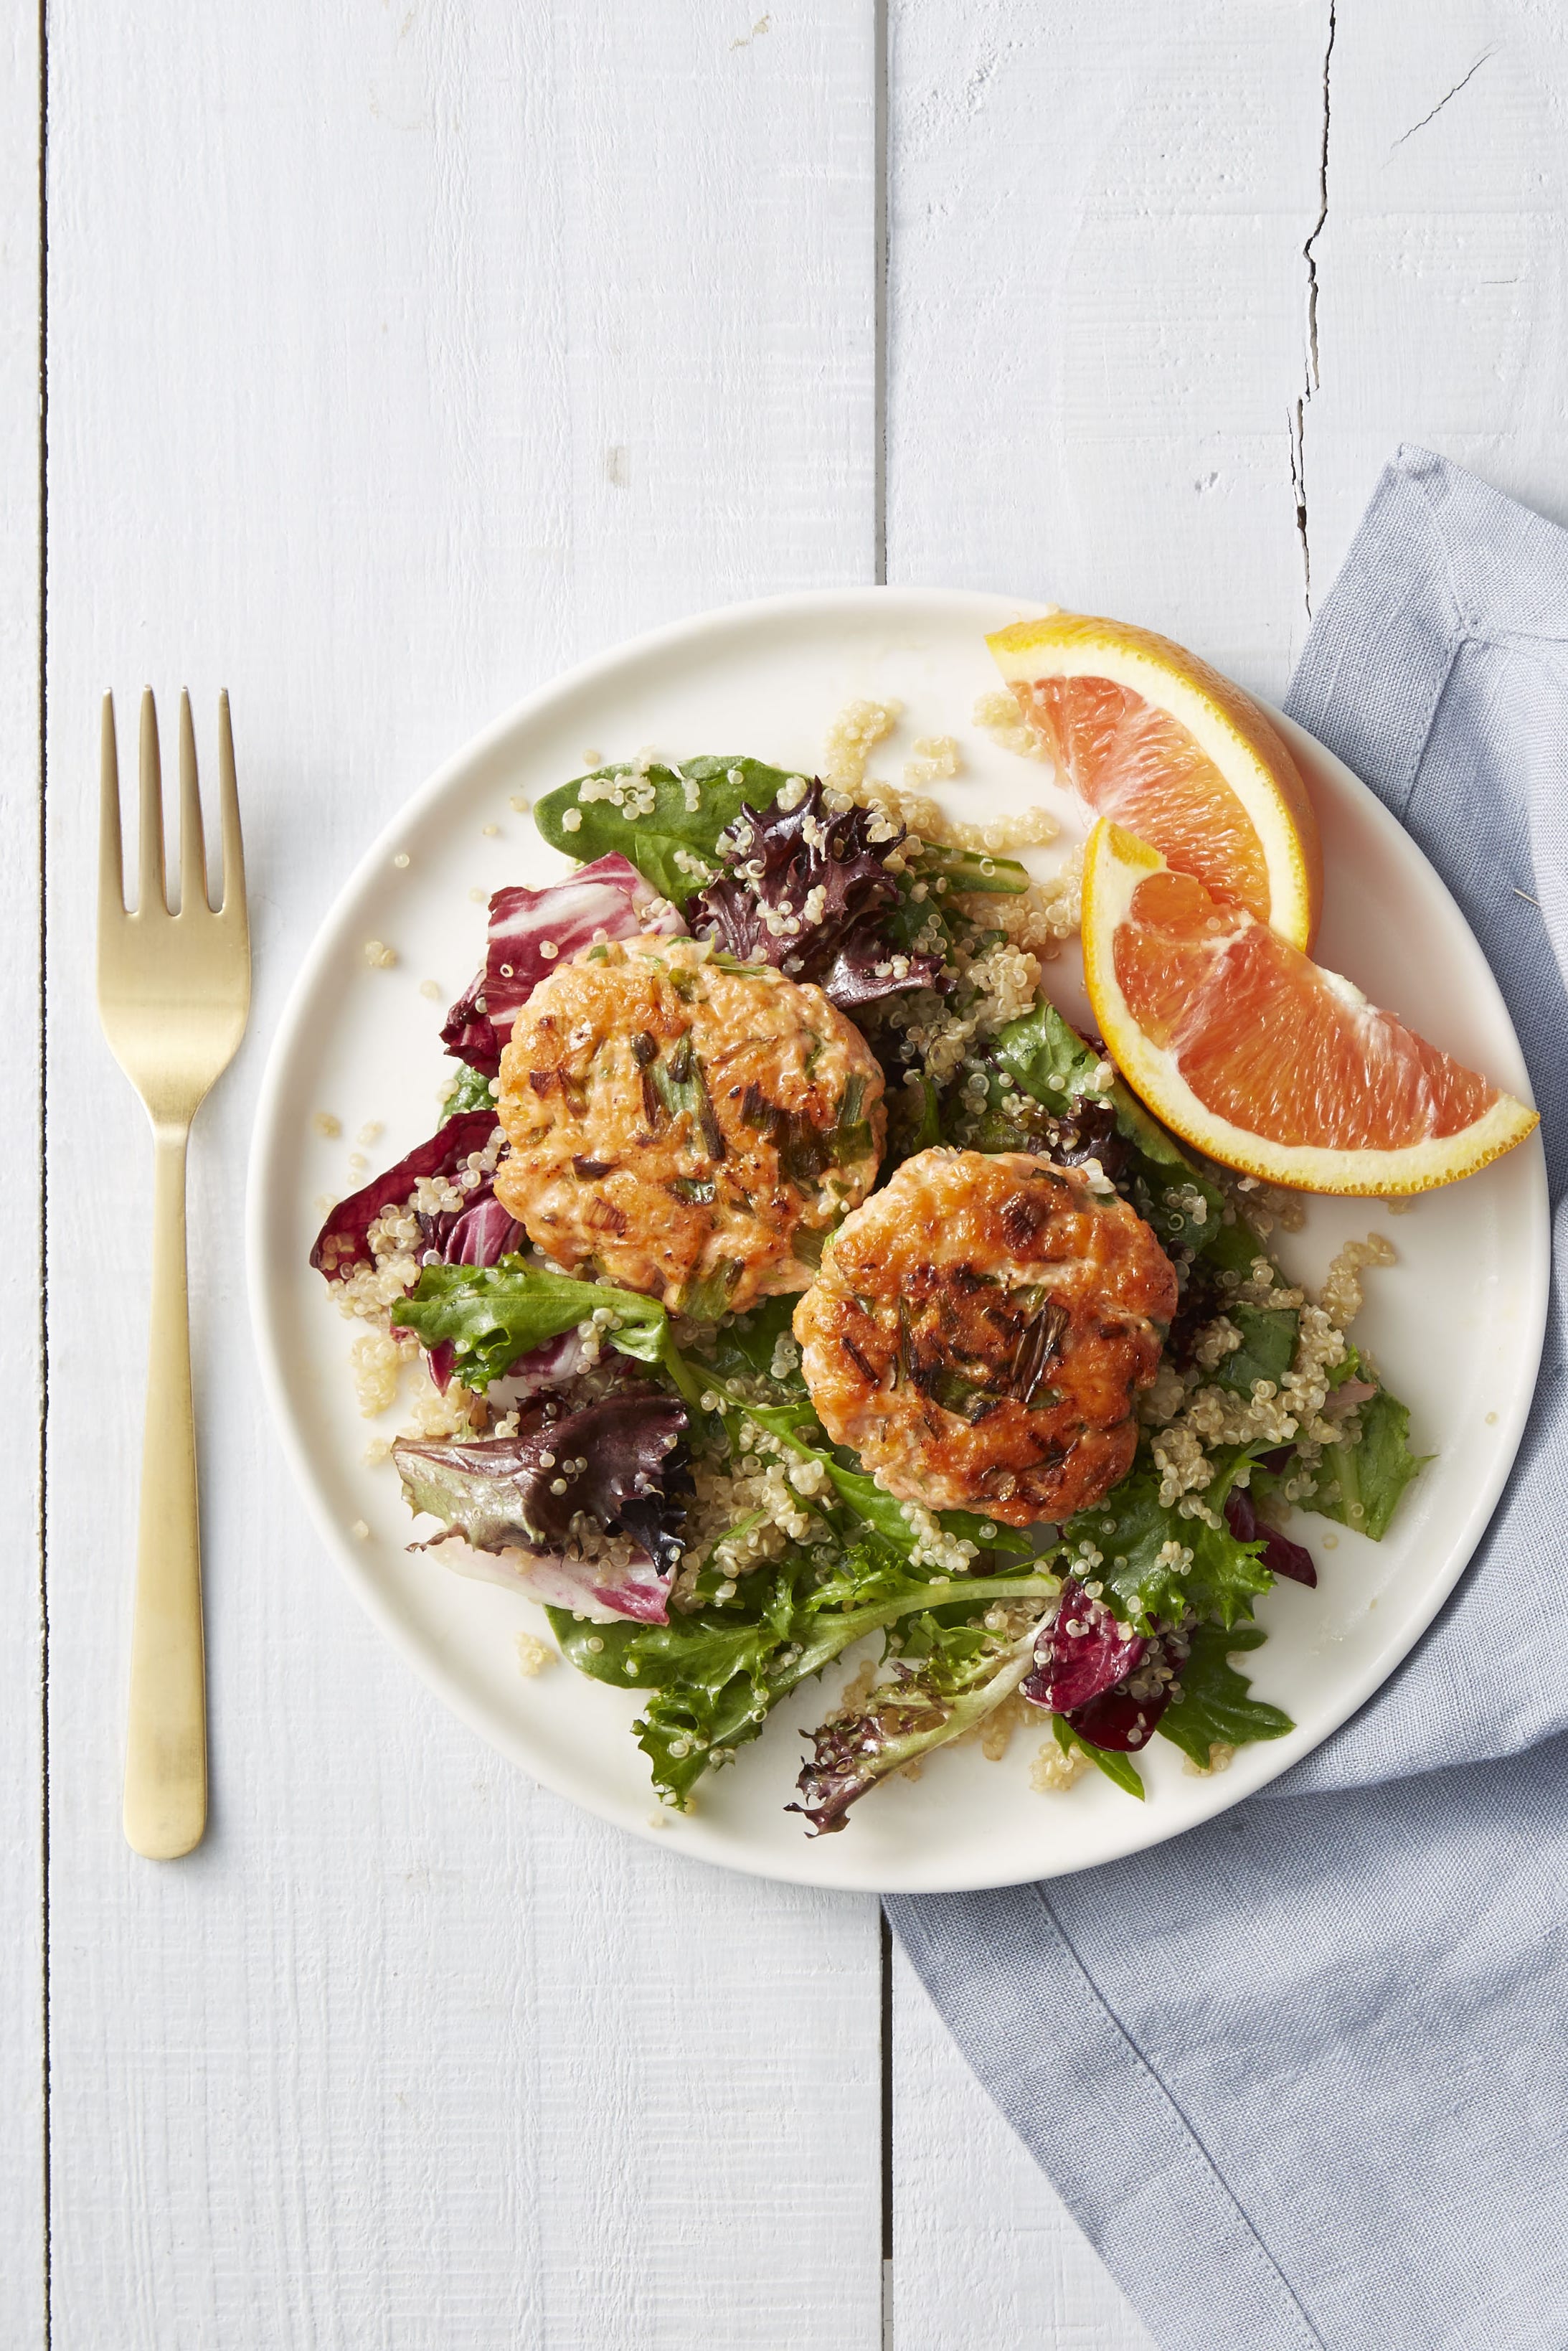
8,5 -> 1567,2344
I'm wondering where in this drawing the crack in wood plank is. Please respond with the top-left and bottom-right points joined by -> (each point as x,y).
1293,0 -> 1336,619
1389,47 -> 1496,151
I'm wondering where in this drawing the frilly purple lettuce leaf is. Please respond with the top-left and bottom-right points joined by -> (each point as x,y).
309,1111 -> 500,1281
686,782 -> 944,1009
443,852 -> 686,1074
1021,1578 -> 1146,1713
789,1613 -> 1047,1835
393,1391 -> 691,1621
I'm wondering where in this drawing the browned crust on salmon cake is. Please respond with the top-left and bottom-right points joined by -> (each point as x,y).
493,935 -> 884,1313
793,1147 -> 1176,1526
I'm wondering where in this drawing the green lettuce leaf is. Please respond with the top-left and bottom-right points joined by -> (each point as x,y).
911,842 -> 1029,897
1158,1621 -> 1293,1766
1295,1388 -> 1425,1541
714,1294 -> 806,1392
966,999 -> 1260,1271
701,1377 -> 1029,1561
532,755 -> 798,905
391,1257 -> 704,1405
1064,1454 -> 1272,1634
790,1608 -> 1052,1831
552,1555 -> 1059,1807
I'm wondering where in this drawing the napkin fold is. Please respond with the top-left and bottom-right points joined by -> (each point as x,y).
887,448 -> 1568,2351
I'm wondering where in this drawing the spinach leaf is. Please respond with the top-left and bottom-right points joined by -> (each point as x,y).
442,1060 -> 499,1116
1158,1621 -> 1293,1766
532,755 -> 798,905
1215,1305 -> 1300,1398
988,999 -> 1102,1103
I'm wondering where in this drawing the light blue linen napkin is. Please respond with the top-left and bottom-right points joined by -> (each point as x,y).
887,448 -> 1568,2351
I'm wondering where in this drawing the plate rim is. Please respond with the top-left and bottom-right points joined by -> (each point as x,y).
246,583 -> 1552,1892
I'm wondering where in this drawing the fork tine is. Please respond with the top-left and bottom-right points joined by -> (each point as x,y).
138,689 -> 167,916
99,693 -> 124,921
215,690 -> 246,923
178,690 -> 209,914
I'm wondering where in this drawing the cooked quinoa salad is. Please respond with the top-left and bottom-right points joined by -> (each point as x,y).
310,705 -> 1422,1831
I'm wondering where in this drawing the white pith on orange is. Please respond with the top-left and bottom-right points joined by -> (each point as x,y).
1081,821 -> 1539,1197
988,609 -> 1323,951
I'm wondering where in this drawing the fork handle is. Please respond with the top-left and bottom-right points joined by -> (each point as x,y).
123,1126 -> 207,1859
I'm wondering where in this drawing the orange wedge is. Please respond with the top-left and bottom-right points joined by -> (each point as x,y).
988,610 -> 1322,950
1082,821 -> 1538,1195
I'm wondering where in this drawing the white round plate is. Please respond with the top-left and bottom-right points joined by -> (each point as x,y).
248,588 -> 1549,1893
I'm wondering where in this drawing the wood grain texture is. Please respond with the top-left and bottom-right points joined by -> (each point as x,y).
1,8 -> 42,2345
882,8 -> 1568,2345
22,4 -> 1568,2347
892,1948 -> 1155,2351
884,0 -> 1328,703
1296,0 -> 1568,604
42,5 -> 878,2346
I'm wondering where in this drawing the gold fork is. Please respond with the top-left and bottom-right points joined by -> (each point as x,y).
98,690 -> 250,1858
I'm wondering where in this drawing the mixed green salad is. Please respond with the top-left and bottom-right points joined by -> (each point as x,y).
311,749 -> 1423,1832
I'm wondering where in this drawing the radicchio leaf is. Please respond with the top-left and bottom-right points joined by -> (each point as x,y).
394,1390 -> 691,1623
1021,1578 -> 1146,1712
422,1533 -> 675,1628
1223,1485 -> 1317,1587
687,782 -> 944,1009
1064,1679 -> 1173,1752
443,853 -> 686,1074
1321,1375 -> 1379,1422
310,1111 -> 499,1281
479,1330 -> 597,1408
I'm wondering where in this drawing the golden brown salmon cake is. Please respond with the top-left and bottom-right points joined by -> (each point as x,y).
493,935 -> 885,1314
793,1148 -> 1176,1527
